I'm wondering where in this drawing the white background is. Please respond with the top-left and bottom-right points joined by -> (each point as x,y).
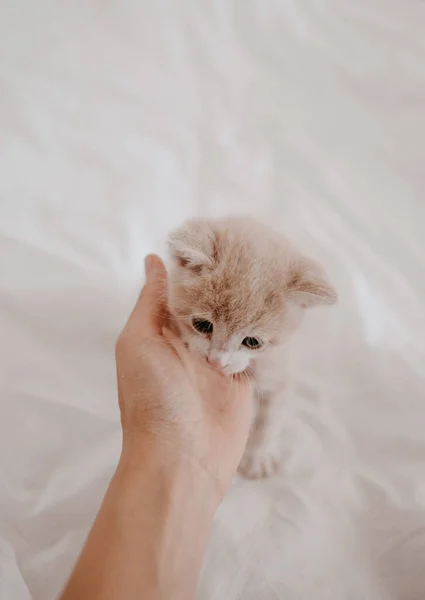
1,1 -> 425,598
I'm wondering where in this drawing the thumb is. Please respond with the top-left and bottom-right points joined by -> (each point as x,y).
144,254 -> 167,286
125,254 -> 168,335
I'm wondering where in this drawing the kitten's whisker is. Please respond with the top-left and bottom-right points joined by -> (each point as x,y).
226,372 -> 236,409
241,371 -> 249,388
167,315 -> 192,322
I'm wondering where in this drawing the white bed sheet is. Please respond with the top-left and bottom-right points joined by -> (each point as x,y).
1,1 -> 425,598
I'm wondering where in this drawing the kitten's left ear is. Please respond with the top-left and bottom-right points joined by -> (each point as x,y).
286,258 -> 337,308
167,219 -> 216,272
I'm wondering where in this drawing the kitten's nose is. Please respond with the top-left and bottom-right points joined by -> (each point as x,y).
206,356 -> 223,370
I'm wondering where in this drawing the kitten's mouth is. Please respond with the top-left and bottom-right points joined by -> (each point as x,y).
204,357 -> 234,376
205,358 -> 252,379
205,356 -> 224,371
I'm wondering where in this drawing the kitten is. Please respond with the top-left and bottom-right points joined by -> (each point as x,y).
167,217 -> 337,478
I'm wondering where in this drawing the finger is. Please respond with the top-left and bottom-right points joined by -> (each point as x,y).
217,376 -> 255,435
162,327 -> 225,383
232,370 -> 255,394
144,254 -> 166,287
126,254 -> 168,336
162,327 -> 194,369
162,326 -> 185,351
214,369 -> 254,415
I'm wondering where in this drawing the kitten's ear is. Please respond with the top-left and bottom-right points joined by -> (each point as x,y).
286,258 -> 337,308
168,220 -> 217,272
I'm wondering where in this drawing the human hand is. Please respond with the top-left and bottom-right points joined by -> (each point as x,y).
115,254 -> 254,501
60,255 -> 253,600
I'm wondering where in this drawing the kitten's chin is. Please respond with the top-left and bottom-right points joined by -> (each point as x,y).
210,363 -> 246,377
173,327 -> 251,375
226,364 -> 246,375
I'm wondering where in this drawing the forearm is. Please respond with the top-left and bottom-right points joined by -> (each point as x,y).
59,445 -> 218,600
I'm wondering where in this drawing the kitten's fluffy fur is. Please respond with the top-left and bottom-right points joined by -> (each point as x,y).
167,217 -> 336,478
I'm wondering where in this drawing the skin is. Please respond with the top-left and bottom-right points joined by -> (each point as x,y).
58,254 -> 254,600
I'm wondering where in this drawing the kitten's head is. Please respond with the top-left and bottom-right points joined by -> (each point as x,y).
167,217 -> 336,375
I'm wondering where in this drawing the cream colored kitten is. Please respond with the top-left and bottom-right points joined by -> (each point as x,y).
167,217 -> 336,478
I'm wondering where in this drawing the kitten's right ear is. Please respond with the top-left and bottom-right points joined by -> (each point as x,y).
286,256 -> 337,308
167,220 -> 216,272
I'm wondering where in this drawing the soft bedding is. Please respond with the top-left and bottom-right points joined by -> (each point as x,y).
1,1 -> 425,599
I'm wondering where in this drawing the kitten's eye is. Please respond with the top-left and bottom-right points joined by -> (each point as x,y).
242,337 -> 262,349
192,318 -> 213,335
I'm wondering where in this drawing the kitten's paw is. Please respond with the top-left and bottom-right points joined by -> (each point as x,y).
238,446 -> 283,479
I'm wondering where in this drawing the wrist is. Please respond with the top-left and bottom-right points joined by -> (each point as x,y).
115,441 -> 218,597
121,431 -> 222,505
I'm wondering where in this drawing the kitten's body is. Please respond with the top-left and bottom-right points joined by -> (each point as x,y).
167,217 -> 336,478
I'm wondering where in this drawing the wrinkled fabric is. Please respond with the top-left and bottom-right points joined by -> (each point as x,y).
0,1 -> 424,599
